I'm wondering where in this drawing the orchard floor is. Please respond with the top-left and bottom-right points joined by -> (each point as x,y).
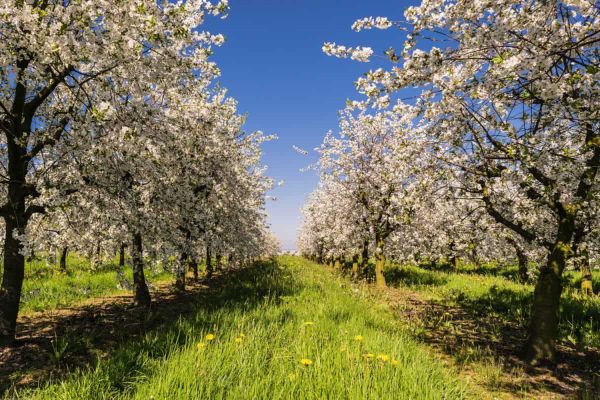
366,282 -> 600,399
0,256 -> 597,399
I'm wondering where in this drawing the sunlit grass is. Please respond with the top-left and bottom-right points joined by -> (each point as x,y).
14,256 -> 469,400
10,254 -> 172,313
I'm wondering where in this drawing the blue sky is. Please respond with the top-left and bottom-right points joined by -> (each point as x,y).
204,1 -> 419,250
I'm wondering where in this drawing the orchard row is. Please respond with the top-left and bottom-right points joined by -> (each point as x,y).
299,0 -> 599,365
0,1 -> 277,346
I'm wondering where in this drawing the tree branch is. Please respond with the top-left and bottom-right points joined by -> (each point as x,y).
26,113 -> 71,160
479,181 -> 551,247
23,65 -> 73,120
25,204 -> 45,220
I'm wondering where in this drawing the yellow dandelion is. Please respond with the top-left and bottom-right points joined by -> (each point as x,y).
205,333 -> 215,341
391,359 -> 399,366
239,333 -> 246,338
376,354 -> 390,362
299,358 -> 313,366
363,353 -> 375,359
354,335 -> 364,342
234,337 -> 243,344
303,321 -> 315,326
196,342 -> 206,351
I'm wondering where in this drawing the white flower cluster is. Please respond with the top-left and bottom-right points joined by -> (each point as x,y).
322,42 -> 373,63
352,16 -> 392,32
293,145 -> 309,155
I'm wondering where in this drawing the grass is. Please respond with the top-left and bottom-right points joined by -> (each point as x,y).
11,256 -> 469,400
342,259 -> 600,398
9,253 -> 172,313
380,261 -> 600,349
444,260 -> 600,293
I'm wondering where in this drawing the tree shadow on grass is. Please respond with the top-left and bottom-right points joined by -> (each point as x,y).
419,260 -> 528,283
0,258 -> 299,396
451,285 -> 600,350
460,264 -> 521,281
383,266 -> 449,288
392,284 -> 600,398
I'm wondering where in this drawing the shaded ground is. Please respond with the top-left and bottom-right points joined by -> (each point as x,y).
377,285 -> 600,399
0,268 -> 247,395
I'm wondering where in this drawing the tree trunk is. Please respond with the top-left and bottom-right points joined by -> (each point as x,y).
119,243 -> 126,268
206,245 -> 213,279
414,252 -> 421,265
96,242 -> 101,266
469,244 -> 480,268
0,217 -> 26,346
334,257 -> 341,270
47,252 -> 56,267
216,253 -> 222,270
351,254 -> 359,278
508,238 -> 529,283
90,242 -> 100,271
361,239 -> 369,270
131,232 -> 151,308
175,252 -> 186,291
449,255 -> 458,270
579,249 -> 593,297
524,264 -> 562,364
374,238 -> 387,288
449,241 -> 458,270
0,144 -> 28,346
0,56 -> 49,346
524,224 -> 573,364
317,244 -> 324,264
60,246 -> 68,273
190,258 -> 199,282
228,252 -> 236,271
516,247 -> 529,284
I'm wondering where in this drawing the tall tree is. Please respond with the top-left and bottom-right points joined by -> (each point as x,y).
323,0 -> 599,363
0,0 -> 229,345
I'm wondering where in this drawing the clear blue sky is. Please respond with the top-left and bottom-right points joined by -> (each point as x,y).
204,1 -> 419,251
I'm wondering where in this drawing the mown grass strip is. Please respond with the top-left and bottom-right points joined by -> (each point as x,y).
15,256 -> 469,400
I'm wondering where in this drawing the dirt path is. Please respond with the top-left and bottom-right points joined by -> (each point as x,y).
369,283 -> 600,399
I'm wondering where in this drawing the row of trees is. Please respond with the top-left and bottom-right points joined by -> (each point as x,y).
0,1 -> 277,346
299,0 -> 599,364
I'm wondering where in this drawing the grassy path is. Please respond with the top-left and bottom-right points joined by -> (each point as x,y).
9,256 -> 469,400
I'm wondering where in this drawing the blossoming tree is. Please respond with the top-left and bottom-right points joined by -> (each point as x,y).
0,0 -> 281,346
322,0 -> 599,363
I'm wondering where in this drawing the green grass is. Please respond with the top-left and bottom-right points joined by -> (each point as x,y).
450,260 -> 600,293
11,254 -> 171,313
13,256 -> 469,400
381,262 -> 600,349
